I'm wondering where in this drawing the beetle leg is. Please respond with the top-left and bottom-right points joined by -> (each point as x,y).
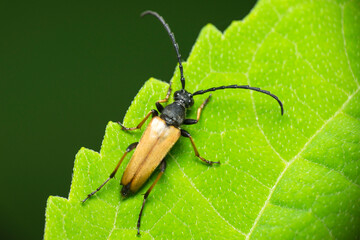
155,82 -> 172,113
183,94 -> 211,125
157,81 -> 172,104
81,142 -> 138,203
156,102 -> 164,113
118,109 -> 158,131
180,129 -> 220,165
137,159 -> 166,235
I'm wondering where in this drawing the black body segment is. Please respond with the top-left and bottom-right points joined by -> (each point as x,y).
160,102 -> 186,127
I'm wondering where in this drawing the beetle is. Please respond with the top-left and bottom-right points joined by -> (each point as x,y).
81,10 -> 284,235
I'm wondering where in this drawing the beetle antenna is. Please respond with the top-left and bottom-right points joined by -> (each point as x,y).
141,10 -> 186,89
192,85 -> 284,115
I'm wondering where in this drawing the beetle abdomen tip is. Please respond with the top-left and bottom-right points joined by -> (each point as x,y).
121,183 -> 131,198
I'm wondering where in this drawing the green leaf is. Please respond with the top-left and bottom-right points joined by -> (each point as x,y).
44,0 -> 360,239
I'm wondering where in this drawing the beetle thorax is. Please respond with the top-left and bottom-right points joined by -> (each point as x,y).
160,103 -> 186,127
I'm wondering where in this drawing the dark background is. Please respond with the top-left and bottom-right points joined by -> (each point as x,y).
0,0 -> 256,239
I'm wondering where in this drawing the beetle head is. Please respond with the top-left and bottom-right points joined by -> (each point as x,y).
174,89 -> 194,108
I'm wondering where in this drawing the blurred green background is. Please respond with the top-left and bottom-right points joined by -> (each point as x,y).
0,0 -> 256,239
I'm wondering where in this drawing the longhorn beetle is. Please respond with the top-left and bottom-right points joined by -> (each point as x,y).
82,10 -> 284,235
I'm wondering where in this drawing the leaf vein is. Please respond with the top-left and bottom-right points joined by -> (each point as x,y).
246,86 -> 359,239
51,202 -> 69,240
303,157 -> 360,188
107,205 -> 120,239
169,153 -> 246,236
148,191 -> 188,233
227,163 -> 270,189
288,88 -> 325,122
245,5 -> 287,165
83,152 -> 117,209
341,0 -> 359,87
276,31 -> 351,96
312,213 -> 335,239
170,212 -> 194,239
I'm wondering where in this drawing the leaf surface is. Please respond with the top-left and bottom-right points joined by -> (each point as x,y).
45,0 -> 360,239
